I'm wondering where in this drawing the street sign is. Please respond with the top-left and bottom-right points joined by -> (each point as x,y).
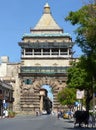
76,90 -> 84,99
3,103 -> 8,109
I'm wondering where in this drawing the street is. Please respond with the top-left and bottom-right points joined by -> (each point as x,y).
0,115 -> 95,130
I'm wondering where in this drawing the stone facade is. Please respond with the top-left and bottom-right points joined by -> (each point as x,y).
0,79 -> 14,116
0,56 -> 21,113
0,3 -> 74,114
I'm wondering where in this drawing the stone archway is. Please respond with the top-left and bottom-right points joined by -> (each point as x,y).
20,76 -> 66,114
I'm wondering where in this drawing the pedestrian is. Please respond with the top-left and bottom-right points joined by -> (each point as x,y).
3,109 -> 5,118
57,111 -> 60,119
5,109 -> 8,118
36,111 -> 38,116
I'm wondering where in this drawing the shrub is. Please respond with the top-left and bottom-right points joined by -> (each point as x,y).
8,110 -> 16,118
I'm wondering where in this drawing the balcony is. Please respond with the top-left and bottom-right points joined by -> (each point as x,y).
25,52 -> 33,55
43,52 -> 50,55
51,52 -> 59,55
34,52 -> 41,55
20,66 -> 69,75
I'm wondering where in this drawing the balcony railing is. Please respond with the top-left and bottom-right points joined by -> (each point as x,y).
60,52 -> 68,55
43,52 -> 50,55
51,52 -> 59,55
34,52 -> 41,55
20,66 -> 69,74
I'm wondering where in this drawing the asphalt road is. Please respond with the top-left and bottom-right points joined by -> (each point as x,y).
0,115 -> 95,130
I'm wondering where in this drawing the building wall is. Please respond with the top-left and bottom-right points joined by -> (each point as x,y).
22,59 -> 71,67
23,37 -> 72,43
0,63 -> 7,77
0,56 -> 9,77
0,55 -> 72,114
0,80 -> 14,116
0,56 -> 21,112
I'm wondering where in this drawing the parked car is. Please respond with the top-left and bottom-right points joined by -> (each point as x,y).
42,110 -> 47,115
63,111 -> 73,119
63,111 -> 69,119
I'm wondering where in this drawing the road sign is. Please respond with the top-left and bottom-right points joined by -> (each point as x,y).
3,103 -> 8,109
76,90 -> 84,99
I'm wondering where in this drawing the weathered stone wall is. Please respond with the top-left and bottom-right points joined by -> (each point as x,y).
23,59 -> 71,67
23,37 -> 72,43
19,76 -> 67,114
0,56 -> 21,113
0,55 -> 70,114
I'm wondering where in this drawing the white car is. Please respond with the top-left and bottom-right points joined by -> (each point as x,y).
42,110 -> 47,115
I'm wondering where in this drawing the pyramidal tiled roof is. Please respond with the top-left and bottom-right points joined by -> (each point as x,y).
34,3 -> 62,31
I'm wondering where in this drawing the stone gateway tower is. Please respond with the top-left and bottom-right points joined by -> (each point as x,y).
18,3 -> 73,114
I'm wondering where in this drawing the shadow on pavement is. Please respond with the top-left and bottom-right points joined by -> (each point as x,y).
62,126 -> 96,130
63,119 -> 96,130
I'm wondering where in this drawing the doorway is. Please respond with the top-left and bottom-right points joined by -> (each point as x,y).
40,85 -> 53,114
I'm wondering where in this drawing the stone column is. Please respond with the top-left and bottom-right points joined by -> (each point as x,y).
67,48 -> 69,56
33,49 -> 34,56
24,49 -> 25,56
13,76 -> 21,113
41,49 -> 43,55
59,49 -> 60,56
40,95 -> 43,111
50,49 -> 52,56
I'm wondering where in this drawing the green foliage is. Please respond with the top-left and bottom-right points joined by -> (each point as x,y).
65,0 -> 96,111
65,1 -> 96,56
65,0 -> 96,90
8,110 -> 16,117
57,87 -> 76,106
67,57 -> 93,91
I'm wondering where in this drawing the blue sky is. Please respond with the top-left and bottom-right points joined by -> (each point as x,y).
0,0 -> 87,62
42,85 -> 53,101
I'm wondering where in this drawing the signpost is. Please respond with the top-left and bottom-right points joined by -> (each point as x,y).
76,90 -> 84,99
3,103 -> 7,109
3,100 -> 8,109
76,90 -> 84,110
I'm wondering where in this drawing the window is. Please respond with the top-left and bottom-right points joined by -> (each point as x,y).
24,79 -> 32,85
51,49 -> 59,55
43,49 -> 50,55
60,48 -> 67,55
25,48 -> 32,55
34,49 -> 41,55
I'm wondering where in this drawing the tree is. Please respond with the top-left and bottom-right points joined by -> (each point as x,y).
65,0 -> 96,80
57,87 -> 76,108
65,0 -> 96,111
67,57 -> 93,110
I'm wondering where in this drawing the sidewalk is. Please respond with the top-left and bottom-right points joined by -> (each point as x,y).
60,117 -> 96,129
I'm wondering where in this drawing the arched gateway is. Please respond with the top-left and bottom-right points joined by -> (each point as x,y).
19,68 -> 67,114
18,3 -> 74,114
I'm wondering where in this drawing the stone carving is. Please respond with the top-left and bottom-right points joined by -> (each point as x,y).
21,84 -> 31,94
29,86 -> 34,93
20,76 -> 67,113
